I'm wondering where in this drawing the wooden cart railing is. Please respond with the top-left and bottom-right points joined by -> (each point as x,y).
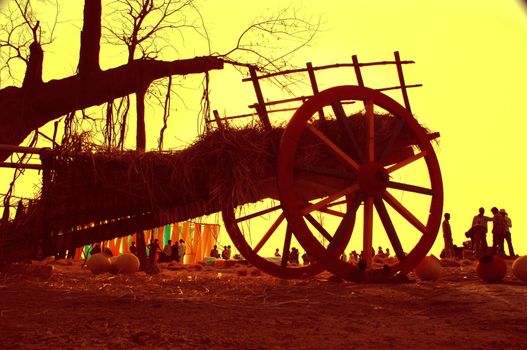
208,51 -> 421,130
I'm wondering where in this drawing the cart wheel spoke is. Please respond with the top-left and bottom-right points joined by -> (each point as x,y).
325,199 -> 348,208
331,101 -> 364,163
295,165 -> 355,181
327,195 -> 362,252
363,196 -> 374,266
304,213 -> 333,242
253,213 -> 285,254
235,204 -> 283,223
374,198 -> 406,262
301,184 -> 359,215
379,116 -> 405,164
387,150 -> 427,173
306,123 -> 360,170
387,181 -> 434,196
281,225 -> 293,267
303,199 -> 348,218
316,207 -> 345,218
383,190 -> 428,234
365,99 -> 375,162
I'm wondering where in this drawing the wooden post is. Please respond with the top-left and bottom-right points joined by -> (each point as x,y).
363,197 -> 374,267
351,55 -> 365,87
136,87 -> 147,152
39,150 -> 53,257
306,62 -> 326,121
212,110 -> 225,130
352,55 -> 368,111
135,86 -> 148,268
394,51 -> 412,114
0,162 -> 42,170
248,66 -> 271,129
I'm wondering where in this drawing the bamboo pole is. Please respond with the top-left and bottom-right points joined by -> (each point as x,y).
248,66 -> 271,129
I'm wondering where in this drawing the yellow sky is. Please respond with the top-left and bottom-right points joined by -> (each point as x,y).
2,0 -> 526,258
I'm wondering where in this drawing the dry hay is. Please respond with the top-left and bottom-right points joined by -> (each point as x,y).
41,114 -> 420,228
1,113 -> 428,262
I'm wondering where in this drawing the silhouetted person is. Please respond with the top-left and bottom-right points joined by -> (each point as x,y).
178,239 -> 186,263
340,252 -> 347,261
442,213 -> 455,258
471,207 -> 492,257
289,247 -> 299,264
159,240 -> 172,262
129,241 -> 137,255
210,245 -> 220,258
350,250 -> 358,262
148,239 -> 161,263
301,252 -> 311,265
90,243 -> 101,256
225,245 -> 232,260
385,248 -> 390,257
274,248 -> 281,257
171,241 -> 180,262
501,209 -> 515,257
491,207 -> 506,256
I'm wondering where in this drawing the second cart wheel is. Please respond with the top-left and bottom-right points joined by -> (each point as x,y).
277,85 -> 443,278
222,192 -> 356,279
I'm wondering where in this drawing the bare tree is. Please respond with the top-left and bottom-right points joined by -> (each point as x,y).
0,0 -> 319,264
0,0 -> 224,162
219,7 -> 321,72
100,0 -> 207,150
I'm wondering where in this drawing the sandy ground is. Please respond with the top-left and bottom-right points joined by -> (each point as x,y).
1,259 -> 526,350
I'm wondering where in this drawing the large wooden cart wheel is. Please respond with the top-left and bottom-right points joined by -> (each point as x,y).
222,195 -> 356,279
277,85 -> 443,278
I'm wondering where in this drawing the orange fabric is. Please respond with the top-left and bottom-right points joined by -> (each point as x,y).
171,223 -> 179,243
115,237 -> 122,255
122,235 -> 129,253
108,239 -> 115,255
189,223 -> 202,264
157,226 -> 164,245
181,222 -> 191,263
74,246 -> 83,260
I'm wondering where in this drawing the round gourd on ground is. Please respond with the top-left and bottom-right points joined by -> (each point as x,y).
414,255 -> 442,281
476,254 -> 507,283
114,253 -> 140,274
512,256 -> 527,282
87,253 -> 112,274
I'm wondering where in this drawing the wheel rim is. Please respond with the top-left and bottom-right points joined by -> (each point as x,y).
222,195 -> 351,278
277,85 -> 443,278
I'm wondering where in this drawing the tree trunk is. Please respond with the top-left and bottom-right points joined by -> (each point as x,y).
78,0 -> 102,74
0,56 -> 224,161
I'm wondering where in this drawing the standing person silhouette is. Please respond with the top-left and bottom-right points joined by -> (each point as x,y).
178,239 -> 186,264
442,213 -> 455,259
501,209 -> 515,257
491,207 -> 506,256
471,207 -> 492,257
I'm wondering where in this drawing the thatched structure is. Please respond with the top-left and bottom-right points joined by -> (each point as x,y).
0,113 -> 423,262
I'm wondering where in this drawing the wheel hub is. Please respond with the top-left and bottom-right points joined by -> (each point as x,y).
357,162 -> 389,197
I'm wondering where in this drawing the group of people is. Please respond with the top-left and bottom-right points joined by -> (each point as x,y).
341,246 -> 390,263
209,245 -> 233,260
274,247 -> 301,264
442,207 -> 515,259
128,239 -> 187,264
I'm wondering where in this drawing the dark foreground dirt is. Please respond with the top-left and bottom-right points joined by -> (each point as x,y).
1,259 -> 526,350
